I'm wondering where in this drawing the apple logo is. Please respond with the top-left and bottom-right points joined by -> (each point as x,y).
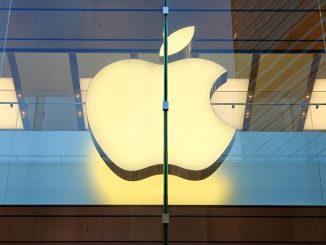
86,26 -> 236,181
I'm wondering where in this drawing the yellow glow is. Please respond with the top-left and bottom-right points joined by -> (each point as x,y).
87,145 -> 231,204
159,26 -> 195,57
211,79 -> 249,130
304,79 -> 326,130
0,78 -> 23,129
86,59 -> 235,172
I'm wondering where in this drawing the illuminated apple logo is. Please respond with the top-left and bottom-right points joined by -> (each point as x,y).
86,26 -> 236,181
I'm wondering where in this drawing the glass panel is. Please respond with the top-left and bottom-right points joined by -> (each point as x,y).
0,0 -> 325,207
167,0 -> 325,207
223,116 -> 323,205
0,0 -> 13,204
0,1 -> 326,244
0,0 -> 164,205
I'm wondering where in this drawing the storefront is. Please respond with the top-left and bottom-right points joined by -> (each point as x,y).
0,0 -> 325,243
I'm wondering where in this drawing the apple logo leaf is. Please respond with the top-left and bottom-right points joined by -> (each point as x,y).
159,26 -> 195,57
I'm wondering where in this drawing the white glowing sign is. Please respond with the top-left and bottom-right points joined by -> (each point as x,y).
86,27 -> 236,181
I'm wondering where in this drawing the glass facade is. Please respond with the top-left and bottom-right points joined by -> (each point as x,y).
0,0 -> 326,208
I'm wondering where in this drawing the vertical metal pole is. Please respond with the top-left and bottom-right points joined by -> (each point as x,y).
162,1 -> 169,245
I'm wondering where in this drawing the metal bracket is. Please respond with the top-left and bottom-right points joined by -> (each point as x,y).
162,213 -> 169,224
163,100 -> 169,111
163,6 -> 169,15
